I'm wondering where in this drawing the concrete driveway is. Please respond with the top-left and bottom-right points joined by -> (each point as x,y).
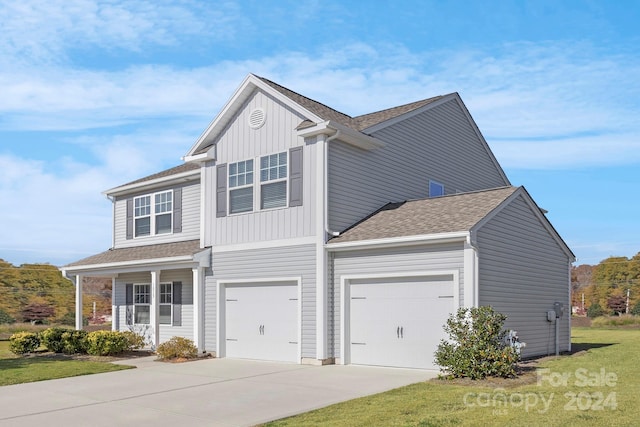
0,357 -> 437,427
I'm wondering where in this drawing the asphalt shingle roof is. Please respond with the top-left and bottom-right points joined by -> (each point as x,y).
329,187 -> 519,244
258,76 -> 446,132
64,240 -> 203,268
120,163 -> 200,188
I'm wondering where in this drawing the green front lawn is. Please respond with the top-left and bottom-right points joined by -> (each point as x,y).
267,328 -> 639,427
0,340 -> 132,386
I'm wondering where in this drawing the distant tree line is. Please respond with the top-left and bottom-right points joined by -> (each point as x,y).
0,260 -> 111,325
572,252 -> 640,317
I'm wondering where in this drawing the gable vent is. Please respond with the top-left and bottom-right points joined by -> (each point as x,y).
249,108 -> 266,129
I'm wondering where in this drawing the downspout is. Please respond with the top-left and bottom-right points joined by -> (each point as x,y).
324,129 -> 341,238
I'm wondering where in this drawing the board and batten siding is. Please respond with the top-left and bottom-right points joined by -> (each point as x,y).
328,99 -> 508,232
113,270 -> 194,344
204,244 -> 316,358
113,180 -> 200,248
476,194 -> 571,358
330,242 -> 464,359
203,89 -> 317,247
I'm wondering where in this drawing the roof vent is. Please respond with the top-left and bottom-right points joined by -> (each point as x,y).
249,108 -> 266,129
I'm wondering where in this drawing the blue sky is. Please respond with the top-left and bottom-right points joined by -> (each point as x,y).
1,0 -> 639,267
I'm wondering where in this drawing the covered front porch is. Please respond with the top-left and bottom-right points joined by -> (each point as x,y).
61,240 -> 211,353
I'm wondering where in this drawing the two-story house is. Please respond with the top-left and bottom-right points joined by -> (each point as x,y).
62,74 -> 574,369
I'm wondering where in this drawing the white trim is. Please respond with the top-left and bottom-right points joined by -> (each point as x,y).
327,232 -> 469,252
199,166 -> 206,246
62,255 -> 197,274
297,120 -> 385,151
211,236 -> 316,253
186,74 -> 325,157
75,275 -> 83,330
216,276 -> 303,363
315,136 -> 327,360
104,169 -> 200,197
339,270 -> 460,366
463,240 -> 478,308
192,267 -> 204,353
111,277 -> 117,332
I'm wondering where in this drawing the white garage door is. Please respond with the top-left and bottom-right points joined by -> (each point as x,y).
349,276 -> 454,369
225,282 -> 298,362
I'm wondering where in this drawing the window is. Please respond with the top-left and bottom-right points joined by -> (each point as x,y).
429,180 -> 444,197
134,284 -> 150,324
134,190 -> 173,237
229,159 -> 254,214
159,283 -> 172,325
260,152 -> 287,209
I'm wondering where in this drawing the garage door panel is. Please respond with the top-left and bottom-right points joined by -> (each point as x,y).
225,282 -> 298,362
349,277 -> 454,369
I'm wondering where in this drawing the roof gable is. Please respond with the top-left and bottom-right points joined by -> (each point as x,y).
104,162 -> 200,196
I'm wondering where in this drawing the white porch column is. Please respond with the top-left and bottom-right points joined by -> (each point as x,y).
111,277 -> 117,331
150,270 -> 161,348
315,135 -> 328,361
193,267 -> 204,354
463,239 -> 479,308
75,275 -> 83,330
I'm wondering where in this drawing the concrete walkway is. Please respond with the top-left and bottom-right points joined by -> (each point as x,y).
0,357 -> 437,427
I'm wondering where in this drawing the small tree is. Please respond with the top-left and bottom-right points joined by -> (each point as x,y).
0,308 -> 15,324
21,302 -> 55,324
607,295 -> 627,315
631,301 -> 640,316
434,306 -> 520,379
587,302 -> 605,318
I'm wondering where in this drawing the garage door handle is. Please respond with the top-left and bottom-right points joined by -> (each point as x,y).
397,326 -> 400,338
352,342 -> 366,345
227,338 -> 238,341
400,326 -> 404,339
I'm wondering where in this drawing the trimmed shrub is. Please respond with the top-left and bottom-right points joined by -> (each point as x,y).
40,327 -> 68,353
122,331 -> 145,350
0,308 -> 16,324
587,303 -> 606,318
61,330 -> 89,354
9,331 -> 40,355
156,337 -> 198,360
86,331 -> 129,356
434,306 -> 520,380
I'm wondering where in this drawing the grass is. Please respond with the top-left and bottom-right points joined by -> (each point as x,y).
0,340 -> 132,386
265,328 -> 639,427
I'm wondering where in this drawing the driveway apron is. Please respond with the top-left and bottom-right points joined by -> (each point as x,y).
0,357 -> 437,427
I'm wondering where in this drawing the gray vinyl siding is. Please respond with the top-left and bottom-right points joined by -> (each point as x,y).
203,89 -> 317,247
206,244 -> 316,358
330,242 -> 464,358
112,270 -> 194,344
114,180 -> 200,248
328,99 -> 508,232
476,194 -> 571,358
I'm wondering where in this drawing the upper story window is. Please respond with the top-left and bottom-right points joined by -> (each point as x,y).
216,147 -> 302,218
260,152 -> 287,209
429,180 -> 444,197
229,159 -> 254,214
134,190 -> 173,237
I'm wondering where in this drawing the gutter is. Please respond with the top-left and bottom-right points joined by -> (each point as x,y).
326,231 -> 469,251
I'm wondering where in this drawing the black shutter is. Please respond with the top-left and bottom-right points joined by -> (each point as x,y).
216,164 -> 227,217
126,198 -> 134,239
289,147 -> 303,207
173,187 -> 182,233
172,282 -> 182,327
125,284 -> 133,325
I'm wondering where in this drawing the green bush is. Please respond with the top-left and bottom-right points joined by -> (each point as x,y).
61,330 -> 88,354
40,327 -> 69,353
86,331 -> 129,356
156,336 -> 198,360
0,308 -> 16,324
9,331 -> 41,355
434,306 -> 520,379
587,303 -> 606,318
631,301 -> 640,316
122,331 -> 145,350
